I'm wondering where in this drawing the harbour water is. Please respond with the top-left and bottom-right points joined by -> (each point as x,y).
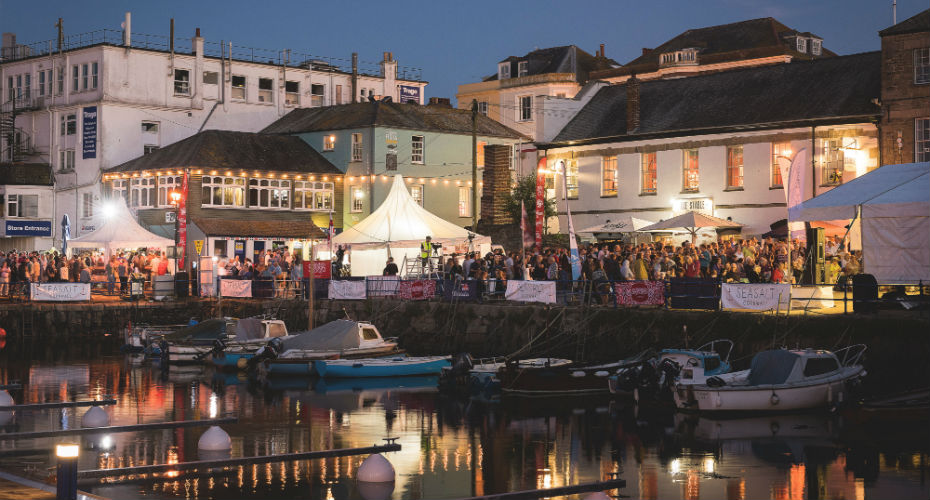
0,345 -> 927,500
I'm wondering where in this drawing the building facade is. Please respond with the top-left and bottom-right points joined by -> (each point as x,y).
0,163 -> 54,251
539,53 -> 881,239
262,101 -> 526,230
0,14 -> 425,249
878,9 -> 930,165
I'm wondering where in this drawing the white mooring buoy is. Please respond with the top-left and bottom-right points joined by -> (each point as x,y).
584,492 -> 612,500
81,406 -> 110,428
198,425 -> 232,451
0,390 -> 12,426
357,453 -> 395,482
0,390 -> 13,407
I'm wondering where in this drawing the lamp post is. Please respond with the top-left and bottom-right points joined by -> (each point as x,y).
170,189 -> 182,250
56,443 -> 79,500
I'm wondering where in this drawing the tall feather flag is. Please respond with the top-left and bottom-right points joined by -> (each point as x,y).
520,201 -> 533,249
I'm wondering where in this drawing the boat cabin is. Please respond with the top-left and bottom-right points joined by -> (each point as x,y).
747,349 -> 843,386
662,341 -> 732,385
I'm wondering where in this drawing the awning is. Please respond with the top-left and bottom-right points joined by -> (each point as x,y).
192,217 -> 327,239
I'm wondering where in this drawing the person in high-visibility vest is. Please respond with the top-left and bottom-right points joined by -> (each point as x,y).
420,236 -> 433,271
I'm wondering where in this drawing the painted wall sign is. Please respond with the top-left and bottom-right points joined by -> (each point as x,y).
672,197 -> 714,215
5,220 -> 52,237
399,85 -> 420,103
82,106 -> 97,159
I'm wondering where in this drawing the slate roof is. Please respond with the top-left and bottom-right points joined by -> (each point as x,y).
547,51 -> 880,146
486,45 -> 619,82
0,163 -> 54,186
261,101 -> 528,139
879,8 -> 930,36
192,217 -> 327,239
593,17 -> 835,80
105,130 -> 342,174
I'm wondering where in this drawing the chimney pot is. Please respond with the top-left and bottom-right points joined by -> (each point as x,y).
600,43 -> 605,57
642,47 -> 650,56
195,28 -> 201,37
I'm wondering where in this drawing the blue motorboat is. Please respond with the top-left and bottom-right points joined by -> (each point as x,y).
316,356 -> 450,378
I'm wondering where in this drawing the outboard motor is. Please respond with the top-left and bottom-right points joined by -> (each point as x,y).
246,337 -> 282,369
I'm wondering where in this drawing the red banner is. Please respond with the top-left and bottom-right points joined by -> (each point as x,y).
535,157 -> 546,252
178,171 -> 188,270
303,260 -> 332,279
399,280 -> 436,301
615,281 -> 665,306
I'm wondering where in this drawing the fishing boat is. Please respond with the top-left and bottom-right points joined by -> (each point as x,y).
255,319 -> 400,376
609,340 -> 733,400
315,356 -> 450,378
497,352 -> 654,396
673,346 -> 866,413
162,317 -> 289,364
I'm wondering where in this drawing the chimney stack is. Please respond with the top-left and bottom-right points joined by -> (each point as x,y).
427,97 -> 451,108
599,43 -> 605,58
122,12 -> 131,47
351,52 -> 358,103
626,75 -> 640,133
641,48 -> 650,56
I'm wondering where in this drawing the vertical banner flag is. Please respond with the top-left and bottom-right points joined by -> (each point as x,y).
785,148 -> 809,240
328,211 -> 334,257
178,171 -> 188,269
535,157 -> 547,252
82,106 -> 97,159
559,160 -> 581,281
521,201 -> 533,249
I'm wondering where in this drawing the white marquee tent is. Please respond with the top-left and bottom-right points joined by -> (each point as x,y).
68,201 -> 174,257
793,162 -> 929,284
334,175 -> 491,276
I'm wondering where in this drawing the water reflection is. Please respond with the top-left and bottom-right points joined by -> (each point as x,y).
0,349 -> 926,500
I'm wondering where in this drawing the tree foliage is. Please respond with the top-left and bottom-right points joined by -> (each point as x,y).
504,174 -> 556,233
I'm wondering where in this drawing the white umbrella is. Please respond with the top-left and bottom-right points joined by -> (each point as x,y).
579,215 -> 656,235
638,211 -> 743,244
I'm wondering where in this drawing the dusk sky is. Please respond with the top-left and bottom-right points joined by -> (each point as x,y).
1,0 -> 926,104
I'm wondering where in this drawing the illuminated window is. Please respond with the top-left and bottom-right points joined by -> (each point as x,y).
565,160 -> 579,199
351,186 -> 364,212
641,152 -> 657,194
458,187 -> 470,217
294,181 -> 334,211
201,176 -> 245,207
323,135 -> 335,151
771,142 -> 791,187
820,139 -> 844,186
410,185 -> 424,206
157,176 -> 181,207
601,156 -> 617,197
682,149 -> 699,192
477,141 -> 486,167
249,178 -> 290,209
726,145 -> 743,189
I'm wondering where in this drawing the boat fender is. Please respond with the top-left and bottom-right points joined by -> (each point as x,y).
594,371 -> 609,377
770,421 -> 780,435
236,357 -> 249,370
633,388 -> 640,403
570,371 -> 586,378
770,392 -> 780,406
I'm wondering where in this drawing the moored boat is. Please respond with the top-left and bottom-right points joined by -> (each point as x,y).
609,340 -> 733,400
316,356 -> 451,378
673,346 -> 866,413
164,317 -> 289,364
497,352 -> 654,396
439,354 -> 572,392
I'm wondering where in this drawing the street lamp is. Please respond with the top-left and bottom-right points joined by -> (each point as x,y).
56,443 -> 79,500
169,189 -> 182,250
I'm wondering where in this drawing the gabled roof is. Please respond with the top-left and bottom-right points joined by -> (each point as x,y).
0,163 -> 53,186
261,101 -> 527,139
105,130 -> 341,174
547,51 -> 880,146
593,17 -> 834,80
880,8 -> 930,36
485,45 -> 619,82
192,217 -> 326,239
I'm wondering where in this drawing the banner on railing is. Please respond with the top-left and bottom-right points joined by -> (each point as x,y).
615,281 -> 665,306
367,276 -> 400,297
443,280 -> 479,301
303,260 -> 331,280
399,280 -> 435,301
220,279 -> 252,298
329,280 -> 366,300
505,280 -> 556,304
721,283 -> 790,310
30,283 -> 91,301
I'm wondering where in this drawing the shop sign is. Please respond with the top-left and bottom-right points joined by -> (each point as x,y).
5,220 -> 52,237
672,197 -> 713,215
399,85 -> 420,103
82,106 -> 97,159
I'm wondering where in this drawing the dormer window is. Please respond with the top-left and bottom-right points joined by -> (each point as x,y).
498,62 -> 511,80
796,37 -> 807,53
811,39 -> 822,56
659,48 -> 699,67
517,61 -> 528,77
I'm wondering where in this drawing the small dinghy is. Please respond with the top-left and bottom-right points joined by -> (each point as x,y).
439,354 -> 572,392
674,345 -> 866,413
315,356 -> 451,378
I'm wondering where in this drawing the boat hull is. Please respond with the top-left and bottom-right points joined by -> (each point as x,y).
316,357 -> 450,378
498,363 -> 621,396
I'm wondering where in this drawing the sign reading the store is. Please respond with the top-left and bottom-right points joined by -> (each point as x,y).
5,220 -> 52,237
82,106 -> 97,159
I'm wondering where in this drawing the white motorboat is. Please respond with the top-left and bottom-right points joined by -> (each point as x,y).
673,346 -> 866,413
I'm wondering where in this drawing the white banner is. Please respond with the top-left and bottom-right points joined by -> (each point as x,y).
366,276 -> 400,297
30,283 -> 91,301
329,280 -> 367,300
505,280 -> 556,304
220,279 -> 252,298
721,283 -> 791,310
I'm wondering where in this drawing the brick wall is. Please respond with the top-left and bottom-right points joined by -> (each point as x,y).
480,144 -> 513,225
880,30 -> 930,165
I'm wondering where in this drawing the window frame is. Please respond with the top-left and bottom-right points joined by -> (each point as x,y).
82,192 -> 94,218
916,117 -> 930,162
200,175 -> 246,208
477,101 -> 488,115
323,135 -> 335,151
5,194 -> 39,218
517,60 -> 528,77
915,48 -> 930,85
248,178 -> 291,209
682,149 -> 699,192
173,68 -> 191,96
257,77 -> 274,103
203,71 -> 219,85
294,181 -> 334,211
518,95 -> 532,122
91,62 -> 98,89
72,65 -> 79,92
771,142 -> 791,188
230,75 -> 246,100
351,133 -> 363,162
156,175 -> 181,207
61,113 -> 77,136
819,139 -> 844,186
641,152 -> 657,195
565,159 -> 579,200
311,84 -> 325,106
59,149 -> 75,171
350,186 -> 364,213
129,177 -> 156,208
285,80 -> 299,105
811,39 -> 822,56
601,156 -> 618,197
726,145 -> 744,189
410,184 -> 425,207
796,37 -> 807,53
411,135 -> 425,164
498,62 -> 510,80
110,179 -> 128,203
458,186 -> 470,217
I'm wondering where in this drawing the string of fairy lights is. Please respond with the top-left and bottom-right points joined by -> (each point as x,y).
101,168 -> 487,188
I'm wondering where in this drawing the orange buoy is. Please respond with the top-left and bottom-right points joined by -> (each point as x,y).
0,327 -> 6,337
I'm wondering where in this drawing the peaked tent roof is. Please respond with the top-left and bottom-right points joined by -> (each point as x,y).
68,201 -> 173,252
333,175 -> 488,247
261,101 -> 527,139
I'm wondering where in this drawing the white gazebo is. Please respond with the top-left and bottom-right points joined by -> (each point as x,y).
334,175 -> 491,276
68,201 -> 174,257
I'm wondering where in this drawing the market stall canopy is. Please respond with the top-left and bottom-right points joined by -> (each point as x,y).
68,201 -> 173,255
579,216 -> 656,236
638,211 -> 743,243
792,162 -> 929,284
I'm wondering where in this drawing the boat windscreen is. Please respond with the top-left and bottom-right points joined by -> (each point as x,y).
162,319 -> 227,341
747,350 -> 800,385
234,318 -> 264,341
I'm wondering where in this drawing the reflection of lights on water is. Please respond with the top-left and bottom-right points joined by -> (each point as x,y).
209,393 -> 218,419
670,458 -> 682,474
537,468 -> 552,489
703,457 -> 715,474
165,447 -> 179,478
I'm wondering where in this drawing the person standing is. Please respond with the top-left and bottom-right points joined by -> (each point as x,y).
383,257 -> 399,276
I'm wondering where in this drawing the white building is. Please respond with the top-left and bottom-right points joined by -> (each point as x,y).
0,14 -> 426,250
538,53 -> 882,239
